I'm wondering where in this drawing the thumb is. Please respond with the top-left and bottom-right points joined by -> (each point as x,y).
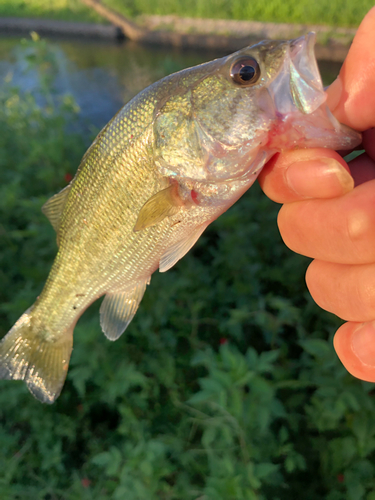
326,7 -> 375,131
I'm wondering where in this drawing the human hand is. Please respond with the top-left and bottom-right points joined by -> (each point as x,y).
258,7 -> 375,382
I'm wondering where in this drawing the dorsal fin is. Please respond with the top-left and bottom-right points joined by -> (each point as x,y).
42,185 -> 71,234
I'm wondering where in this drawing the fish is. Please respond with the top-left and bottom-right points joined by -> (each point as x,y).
0,33 -> 361,403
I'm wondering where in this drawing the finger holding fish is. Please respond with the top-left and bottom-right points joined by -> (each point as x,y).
258,148 -> 353,203
325,6 -> 375,132
277,179 -> 375,264
305,259 -> 375,322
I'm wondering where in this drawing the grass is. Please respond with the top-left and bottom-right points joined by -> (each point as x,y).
105,0 -> 371,27
0,0 -> 103,23
0,0 -> 372,27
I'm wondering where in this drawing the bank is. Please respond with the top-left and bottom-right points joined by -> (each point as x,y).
0,0 -> 357,62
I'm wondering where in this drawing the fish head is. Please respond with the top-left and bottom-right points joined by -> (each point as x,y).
153,35 -> 361,184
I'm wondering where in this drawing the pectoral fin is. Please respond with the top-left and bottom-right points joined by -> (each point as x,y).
100,279 -> 150,341
159,224 -> 208,272
133,184 -> 182,232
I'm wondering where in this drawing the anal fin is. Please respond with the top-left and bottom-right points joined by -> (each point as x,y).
159,224 -> 208,272
100,279 -> 150,341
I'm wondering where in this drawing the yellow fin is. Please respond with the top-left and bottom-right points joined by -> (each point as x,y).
100,279 -> 150,341
133,184 -> 182,232
42,185 -> 71,235
159,224 -> 208,272
0,309 -> 73,404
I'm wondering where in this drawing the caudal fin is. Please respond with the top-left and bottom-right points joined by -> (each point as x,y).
0,310 -> 73,404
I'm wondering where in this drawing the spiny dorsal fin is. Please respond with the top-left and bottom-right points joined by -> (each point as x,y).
100,279 -> 150,341
42,185 -> 71,234
133,184 -> 182,232
159,224 -> 208,273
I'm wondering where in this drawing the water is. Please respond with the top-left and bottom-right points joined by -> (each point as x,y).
0,35 -> 225,131
0,34 -> 342,131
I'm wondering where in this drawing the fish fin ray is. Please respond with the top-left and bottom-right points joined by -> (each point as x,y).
100,279 -> 149,341
159,224 -> 208,273
133,185 -> 181,232
42,185 -> 71,235
0,310 -> 73,404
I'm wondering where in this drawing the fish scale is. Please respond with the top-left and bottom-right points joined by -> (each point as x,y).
0,34 -> 361,403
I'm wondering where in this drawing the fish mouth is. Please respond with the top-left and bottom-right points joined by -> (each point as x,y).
264,33 -> 361,152
267,32 -> 327,117
288,32 -> 327,114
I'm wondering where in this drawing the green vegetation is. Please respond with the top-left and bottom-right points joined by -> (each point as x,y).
105,0 -> 370,27
0,0 -> 372,27
0,0 -> 103,23
2,36 -> 375,500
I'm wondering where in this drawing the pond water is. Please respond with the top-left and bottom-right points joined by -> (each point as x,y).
0,36 -> 224,131
0,34 -> 342,132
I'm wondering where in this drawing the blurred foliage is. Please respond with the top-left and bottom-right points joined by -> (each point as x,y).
106,0 -> 369,27
1,35 -> 375,500
0,0 -> 103,23
0,0 -> 372,27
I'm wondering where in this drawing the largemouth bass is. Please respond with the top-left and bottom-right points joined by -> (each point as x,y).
0,34 -> 361,403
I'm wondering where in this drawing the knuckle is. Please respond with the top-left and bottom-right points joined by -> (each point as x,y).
345,207 -> 373,261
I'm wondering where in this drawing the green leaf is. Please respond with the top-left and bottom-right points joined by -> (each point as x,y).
299,338 -> 331,358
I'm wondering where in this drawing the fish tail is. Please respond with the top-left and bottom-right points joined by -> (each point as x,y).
0,309 -> 73,404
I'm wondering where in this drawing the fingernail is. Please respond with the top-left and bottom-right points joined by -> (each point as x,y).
285,158 -> 354,198
351,322 -> 375,367
326,76 -> 343,113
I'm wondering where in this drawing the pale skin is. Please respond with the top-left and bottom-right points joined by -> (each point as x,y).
258,7 -> 375,382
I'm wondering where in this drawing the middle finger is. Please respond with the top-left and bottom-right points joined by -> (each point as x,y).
278,178 -> 375,264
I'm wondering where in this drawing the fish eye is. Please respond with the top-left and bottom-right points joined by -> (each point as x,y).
230,57 -> 260,86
